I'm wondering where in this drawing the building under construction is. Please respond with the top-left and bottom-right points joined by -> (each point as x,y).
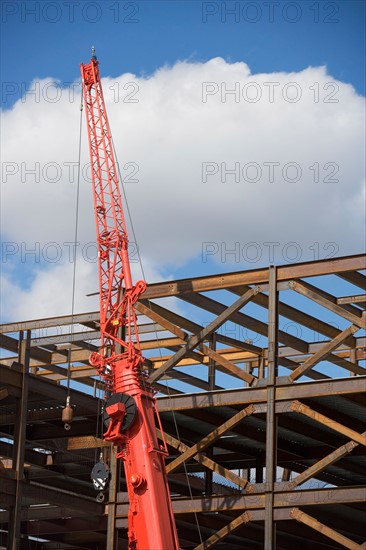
1,253 -> 365,549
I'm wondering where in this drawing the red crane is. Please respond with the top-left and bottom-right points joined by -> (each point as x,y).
80,49 -> 180,550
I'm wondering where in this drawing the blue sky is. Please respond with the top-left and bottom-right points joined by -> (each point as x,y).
1,0 -> 365,107
1,0 -> 365,328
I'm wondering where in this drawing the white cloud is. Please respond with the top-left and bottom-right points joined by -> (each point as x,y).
1,258 -> 97,322
1,58 -> 365,319
0,251 -> 174,322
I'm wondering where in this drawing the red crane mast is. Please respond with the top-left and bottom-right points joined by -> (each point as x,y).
80,49 -> 180,550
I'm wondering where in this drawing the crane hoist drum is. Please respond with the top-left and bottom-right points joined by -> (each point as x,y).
103,393 -> 137,433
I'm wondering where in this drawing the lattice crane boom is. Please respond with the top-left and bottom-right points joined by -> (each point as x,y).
80,49 -> 180,550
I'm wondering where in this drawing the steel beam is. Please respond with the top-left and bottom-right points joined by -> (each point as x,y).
264,265 -> 278,550
116,486 -> 366,516
149,287 -> 260,383
8,331 -> 30,550
166,405 -> 255,474
180,291 -> 309,354
285,436 -> 363,490
193,511 -> 251,550
337,294 -> 366,305
231,284 -> 356,347
157,375 -> 366,412
291,508 -> 363,550
139,298 -> 261,354
291,401 -> 366,446
201,344 -> 256,385
289,324 -> 360,381
290,280 -> 365,329
337,270 -> 366,290
158,429 -> 252,491
0,363 -> 97,413
0,312 -> 100,334
140,254 -> 366,299
1,476 -> 104,515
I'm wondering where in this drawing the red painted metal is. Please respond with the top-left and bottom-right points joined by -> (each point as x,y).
80,52 -> 180,550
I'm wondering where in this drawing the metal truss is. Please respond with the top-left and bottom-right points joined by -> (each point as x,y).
0,253 -> 365,549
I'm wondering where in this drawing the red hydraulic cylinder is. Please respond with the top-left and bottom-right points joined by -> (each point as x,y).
115,357 -> 179,549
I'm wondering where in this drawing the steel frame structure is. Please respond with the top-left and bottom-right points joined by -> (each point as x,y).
0,253 -> 365,549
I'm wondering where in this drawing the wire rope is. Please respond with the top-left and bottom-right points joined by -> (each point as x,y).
66,90 -> 83,399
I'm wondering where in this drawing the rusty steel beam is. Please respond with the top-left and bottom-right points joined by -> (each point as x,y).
285,436 -> 363,489
289,324 -> 360,382
1,257 -> 362,333
158,429 -> 252,491
0,312 -> 100,334
30,329 -> 99,347
0,363 -> 97,413
3,335 -> 361,375
326,353 -> 366,376
149,287 -> 261,384
193,511 -> 251,550
1,257 -> 363,336
291,401 -> 366,446
166,405 -> 255,475
264,265 -> 278,550
290,508 -> 363,550
7,331 -> 30,550
116,486 -> 366,516
337,270 -> 366,291
67,436 -> 110,450
0,441 -> 49,467
30,322 -> 162,348
280,356 -> 327,380
136,301 -> 188,341
200,344 -> 256,385
117,506 -> 357,528
337,295 -> 366,306
0,333 -> 52,364
0,506 -> 81,523
139,299 -> 261,354
1,475 -> 104,515
151,348 -> 260,371
23,516 -> 108,536
290,280 -> 366,329
180,291 -> 309,354
157,375 -> 366,412
278,336 -> 365,358
140,254 -> 366,299
231,284 -> 356,347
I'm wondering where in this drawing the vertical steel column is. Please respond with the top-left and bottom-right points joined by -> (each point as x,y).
282,468 -> 291,482
244,339 -> 253,386
8,330 -> 30,550
208,334 -> 216,391
258,355 -> 265,379
264,266 -> 278,549
205,334 -> 216,495
349,349 -> 357,376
